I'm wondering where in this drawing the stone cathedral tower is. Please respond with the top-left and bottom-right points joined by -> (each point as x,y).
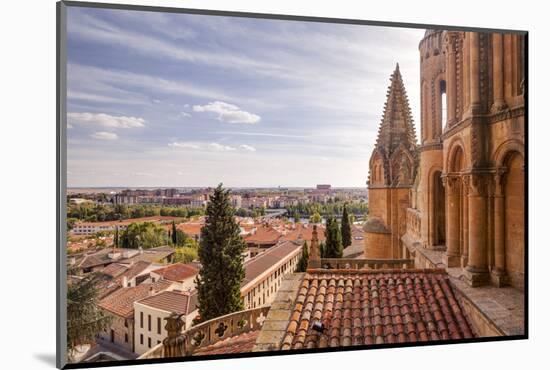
364,64 -> 418,259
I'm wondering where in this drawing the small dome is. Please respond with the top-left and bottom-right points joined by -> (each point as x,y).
363,217 -> 390,234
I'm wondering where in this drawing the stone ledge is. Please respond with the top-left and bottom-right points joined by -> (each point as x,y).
252,273 -> 304,352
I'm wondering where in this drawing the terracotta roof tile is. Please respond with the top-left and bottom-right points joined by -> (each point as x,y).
244,225 -> 282,246
280,269 -> 476,349
99,280 -> 173,318
151,262 -> 199,283
136,290 -> 198,315
193,330 -> 260,356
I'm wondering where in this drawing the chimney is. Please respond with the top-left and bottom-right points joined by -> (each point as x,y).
149,286 -> 155,296
122,276 -> 128,287
308,225 -> 321,269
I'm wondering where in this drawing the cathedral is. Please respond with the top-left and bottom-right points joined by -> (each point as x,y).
365,30 -> 525,290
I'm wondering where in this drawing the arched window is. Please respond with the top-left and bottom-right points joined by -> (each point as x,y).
440,80 -> 447,131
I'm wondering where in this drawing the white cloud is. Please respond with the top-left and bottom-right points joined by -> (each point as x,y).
168,142 -> 200,149
208,142 -> 236,151
193,101 -> 260,124
168,141 -> 256,153
91,131 -> 118,140
179,111 -> 192,118
239,144 -> 256,152
68,112 -> 146,129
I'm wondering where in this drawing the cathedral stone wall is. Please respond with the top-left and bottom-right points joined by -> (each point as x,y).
399,30 -> 525,289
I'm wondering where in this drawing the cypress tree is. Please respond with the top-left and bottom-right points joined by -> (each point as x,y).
195,184 -> 246,321
324,218 -> 343,258
341,204 -> 352,249
319,241 -> 326,258
114,226 -> 119,248
171,221 -> 177,245
296,241 -> 309,272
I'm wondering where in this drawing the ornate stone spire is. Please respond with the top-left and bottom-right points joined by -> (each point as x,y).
308,225 -> 320,269
374,63 -> 417,156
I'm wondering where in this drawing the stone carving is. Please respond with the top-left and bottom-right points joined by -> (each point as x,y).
163,313 -> 186,358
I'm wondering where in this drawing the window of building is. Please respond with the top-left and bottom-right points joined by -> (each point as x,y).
440,80 -> 447,129
148,314 -> 151,331
124,333 -> 128,343
157,317 -> 161,334
140,312 -> 143,329
148,337 -> 151,348
140,334 -> 143,345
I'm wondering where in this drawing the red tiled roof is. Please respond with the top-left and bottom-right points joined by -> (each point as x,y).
119,261 -> 151,280
101,263 -> 128,278
137,290 -> 198,315
99,280 -> 173,318
193,330 -> 260,356
282,224 -> 326,243
176,223 -> 203,237
151,263 -> 199,283
242,241 -> 302,289
244,225 -> 282,246
280,269 -> 475,349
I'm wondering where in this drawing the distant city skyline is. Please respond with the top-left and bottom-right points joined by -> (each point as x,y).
67,7 -> 424,188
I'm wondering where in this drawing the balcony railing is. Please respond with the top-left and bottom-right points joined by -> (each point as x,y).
319,258 -> 415,270
138,306 -> 271,359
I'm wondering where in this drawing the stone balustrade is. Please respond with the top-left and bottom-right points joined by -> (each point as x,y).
319,258 -> 415,270
406,207 -> 421,241
138,306 -> 271,359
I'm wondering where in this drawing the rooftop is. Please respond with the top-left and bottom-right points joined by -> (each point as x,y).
137,290 -> 198,316
151,262 -> 200,283
281,224 -> 326,244
244,225 -> 282,246
193,331 -> 260,356
242,240 -> 302,290
118,246 -> 175,264
255,269 -> 476,351
99,280 -> 173,318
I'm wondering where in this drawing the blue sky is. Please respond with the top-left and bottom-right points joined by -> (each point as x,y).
66,7 -> 424,188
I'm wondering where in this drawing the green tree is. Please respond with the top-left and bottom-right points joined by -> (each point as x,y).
120,222 -> 170,249
195,184 -> 246,321
319,241 -> 326,258
341,204 -> 352,248
309,212 -> 322,224
67,218 -> 78,231
324,218 -> 343,258
171,221 -> 178,245
295,241 -> 309,272
293,211 -> 300,223
67,272 -> 111,359
173,246 -> 198,263
114,226 -> 119,248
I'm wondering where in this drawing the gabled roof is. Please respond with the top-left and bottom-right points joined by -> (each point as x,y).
151,263 -> 200,283
278,269 -> 475,350
281,224 -> 326,244
244,225 -> 282,246
137,290 -> 198,316
99,280 -> 173,318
